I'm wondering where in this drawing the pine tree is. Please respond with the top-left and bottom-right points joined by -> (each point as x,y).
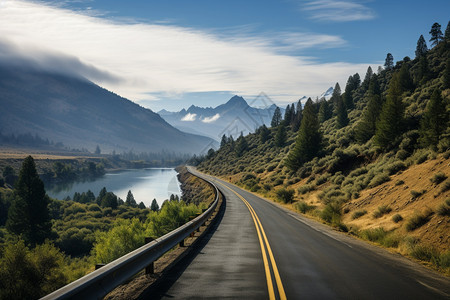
415,35 -> 428,58
292,100 -> 303,131
330,82 -> 341,110
220,134 -> 228,148
416,55 -> 430,84
374,73 -> 404,148
286,99 -> 322,171
3,166 -> 16,186
318,99 -> 332,123
419,89 -> 448,148
150,199 -> 159,212
97,187 -> 107,205
336,97 -> 349,128
101,192 -> 118,209
95,145 -> 101,155
355,76 -> 382,143
352,73 -> 361,87
397,64 -> 414,92
384,53 -> 394,70
259,124 -> 270,143
362,66 -> 373,91
275,122 -> 287,147
445,21 -> 450,40
343,76 -> 355,110
429,22 -> 443,46
6,156 -> 51,245
444,57 -> 450,89
235,133 -> 248,157
125,190 -> 137,207
271,107 -> 282,127
284,104 -> 293,124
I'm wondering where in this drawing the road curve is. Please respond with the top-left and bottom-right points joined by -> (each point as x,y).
147,167 -> 450,299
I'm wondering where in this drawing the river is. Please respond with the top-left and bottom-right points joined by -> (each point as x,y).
45,168 -> 182,207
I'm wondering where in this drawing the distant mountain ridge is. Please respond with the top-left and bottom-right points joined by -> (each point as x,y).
0,64 -> 214,154
320,87 -> 334,100
159,95 -> 281,141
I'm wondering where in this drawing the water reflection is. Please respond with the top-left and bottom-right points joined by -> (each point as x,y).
45,168 -> 181,207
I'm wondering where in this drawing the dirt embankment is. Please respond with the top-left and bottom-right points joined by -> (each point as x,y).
341,156 -> 450,252
176,166 -> 215,206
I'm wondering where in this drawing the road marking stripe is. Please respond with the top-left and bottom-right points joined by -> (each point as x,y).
220,183 -> 286,300
249,203 -> 287,300
243,194 -> 276,300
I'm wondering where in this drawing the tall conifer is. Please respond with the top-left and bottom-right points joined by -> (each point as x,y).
286,99 -> 321,171
6,156 -> 51,245
374,73 -> 404,148
336,97 -> 349,128
419,89 -> 448,148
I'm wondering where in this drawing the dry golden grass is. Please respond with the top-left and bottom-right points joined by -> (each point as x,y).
342,155 -> 450,252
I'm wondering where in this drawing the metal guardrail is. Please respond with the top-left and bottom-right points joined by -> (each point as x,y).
41,172 -> 220,300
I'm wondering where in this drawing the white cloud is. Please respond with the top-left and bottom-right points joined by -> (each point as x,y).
181,113 -> 197,121
0,0 -> 373,107
302,0 -> 376,22
202,114 -> 220,123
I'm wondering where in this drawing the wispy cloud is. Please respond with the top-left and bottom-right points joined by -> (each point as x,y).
0,0 -> 372,107
202,114 -> 220,123
181,113 -> 197,121
302,0 -> 376,22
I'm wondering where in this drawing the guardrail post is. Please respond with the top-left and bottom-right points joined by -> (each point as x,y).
145,237 -> 155,274
196,213 -> 202,232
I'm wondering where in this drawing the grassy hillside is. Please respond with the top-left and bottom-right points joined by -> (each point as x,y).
196,24 -> 450,274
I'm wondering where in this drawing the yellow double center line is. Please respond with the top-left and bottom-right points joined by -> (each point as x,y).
221,183 -> 287,300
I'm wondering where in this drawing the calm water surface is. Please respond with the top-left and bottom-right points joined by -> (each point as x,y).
45,168 -> 181,207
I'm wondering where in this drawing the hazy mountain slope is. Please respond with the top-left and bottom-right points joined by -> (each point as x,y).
0,65 -> 213,154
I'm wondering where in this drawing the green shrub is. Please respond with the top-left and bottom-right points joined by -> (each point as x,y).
267,164 -> 276,172
405,210 -> 432,231
396,149 -> 410,160
263,184 -> 272,191
440,179 -> 450,193
315,174 -> 330,186
386,161 -> 407,175
430,172 -> 447,185
298,184 -> 314,195
276,188 -> 295,203
415,151 -> 429,164
436,251 -> 450,269
320,202 -> 342,225
368,173 -> 390,188
410,189 -> 426,200
392,214 -> 403,223
348,167 -> 368,177
373,205 -> 392,218
395,180 -> 405,186
352,210 -> 367,220
92,218 -> 147,264
436,200 -> 450,216
0,239 -> 68,299
295,201 -> 315,213
87,204 -> 102,212
409,244 -> 439,262
273,178 -> 284,186
359,228 -> 387,243
242,173 -> 256,181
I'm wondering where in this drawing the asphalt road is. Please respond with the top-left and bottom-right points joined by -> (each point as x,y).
148,168 -> 450,299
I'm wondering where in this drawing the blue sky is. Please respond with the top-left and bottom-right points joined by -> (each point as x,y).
0,0 -> 449,111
